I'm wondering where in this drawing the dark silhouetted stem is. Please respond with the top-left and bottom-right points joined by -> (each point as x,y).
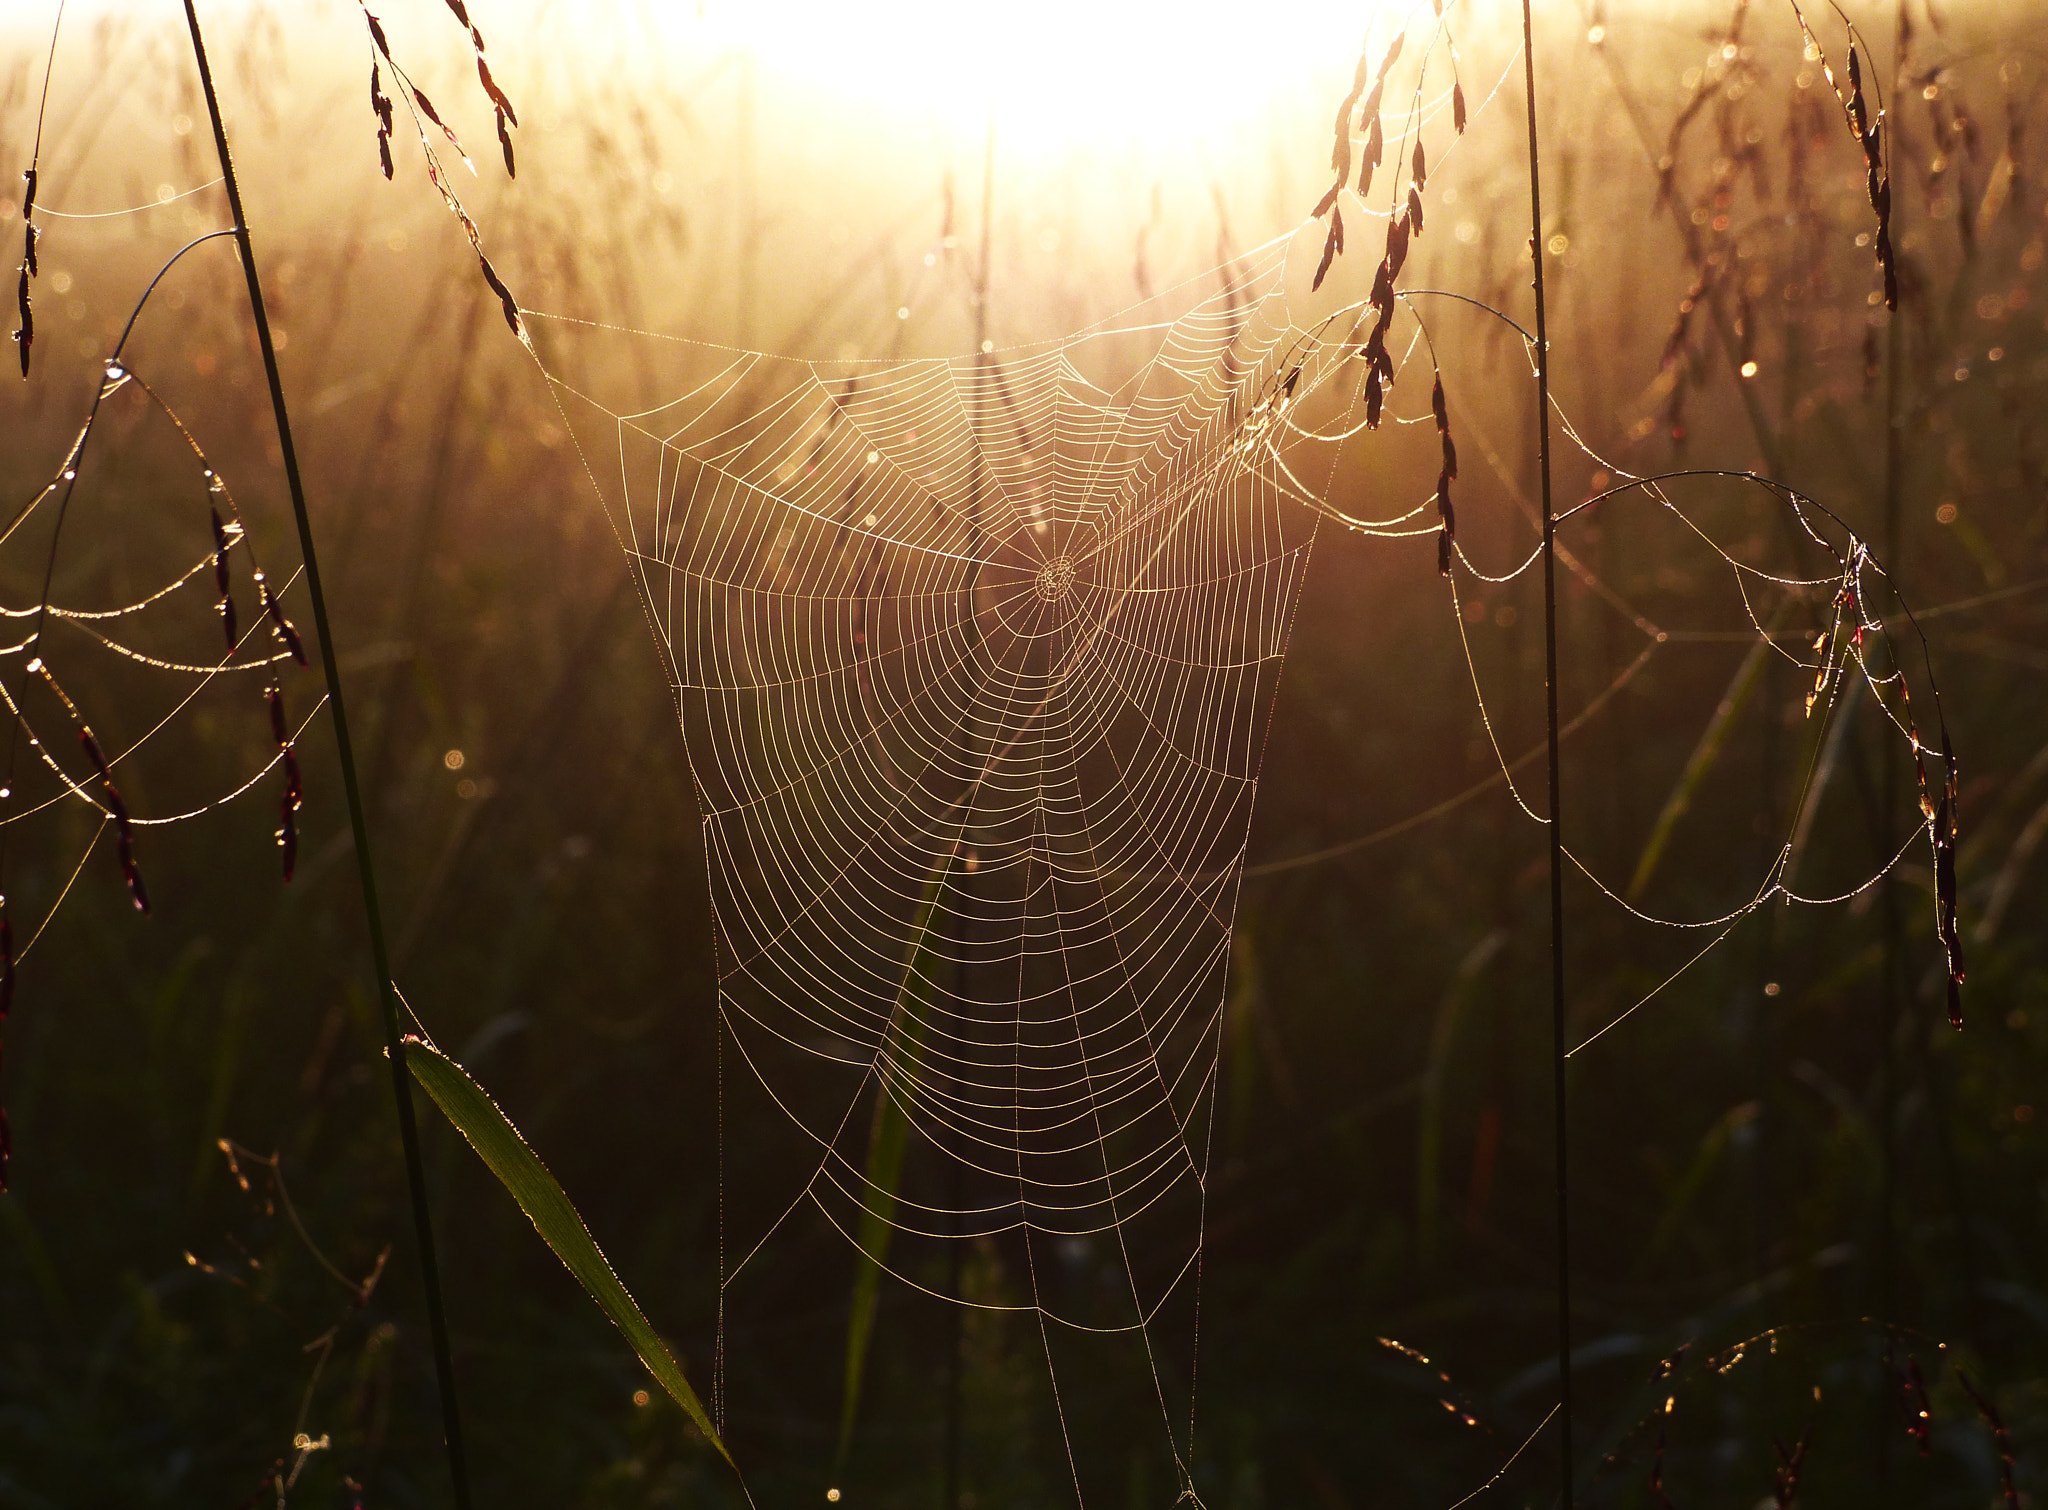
1520,3 -> 1572,1502
1874,10 -> 1907,1478
942,115 -> 996,1510
181,4 -> 471,1504
1877,0 -> 1907,1317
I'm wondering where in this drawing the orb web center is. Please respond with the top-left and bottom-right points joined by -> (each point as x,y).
1034,555 -> 1077,603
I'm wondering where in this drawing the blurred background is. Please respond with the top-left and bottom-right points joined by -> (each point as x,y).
0,0 -> 2044,1504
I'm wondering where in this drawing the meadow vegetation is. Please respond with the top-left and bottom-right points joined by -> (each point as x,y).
0,1 -> 2044,1505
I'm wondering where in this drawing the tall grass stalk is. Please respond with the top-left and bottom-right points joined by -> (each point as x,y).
1874,3 -> 1913,1383
1517,0 -> 1572,1502
178,3 -> 472,1502
944,113 -> 998,1510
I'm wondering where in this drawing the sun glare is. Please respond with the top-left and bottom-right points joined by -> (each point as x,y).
694,0 -> 1377,152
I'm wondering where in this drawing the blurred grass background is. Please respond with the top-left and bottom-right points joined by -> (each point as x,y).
1,0 -> 2046,1505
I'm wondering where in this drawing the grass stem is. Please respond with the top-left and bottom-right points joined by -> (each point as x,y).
1518,2 -> 1572,1502
943,112 -> 997,1510
180,4 -> 472,1503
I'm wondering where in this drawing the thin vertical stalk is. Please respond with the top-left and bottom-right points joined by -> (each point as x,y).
1871,11 -> 1909,1479
1519,3 -> 1573,1503
943,1186 -> 964,1510
944,115 -> 996,1510
180,4 -> 471,1504
1875,0 -> 1907,1353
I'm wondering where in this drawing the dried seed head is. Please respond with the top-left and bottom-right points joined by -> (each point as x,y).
79,726 -> 111,785
1370,258 -> 1394,314
1385,215 -> 1410,279
1954,1370 -> 2020,1510
1436,470 -> 1455,536
1360,79 -> 1384,123
279,791 -> 299,881
1312,206 -> 1344,293
1359,319 -> 1384,369
1771,1433 -> 1809,1510
267,686 -> 303,882
1934,732 -> 1965,1026
119,839 -> 150,915
1847,46 -> 1867,140
478,253 -> 525,342
261,582 -> 309,666
208,507 -> 241,652
76,725 -> 150,915
1904,1358 -> 1933,1455
475,54 -> 516,127
368,58 -> 396,178
14,265 -> 31,379
1361,113 -> 1384,192
1330,96 -> 1355,182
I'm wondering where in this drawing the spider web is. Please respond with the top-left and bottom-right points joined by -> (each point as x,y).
526,154 -> 1960,1496
0,4 -> 1981,1502
0,359 -> 322,961
2,101 -> 1962,1510
531,234 -> 1374,1492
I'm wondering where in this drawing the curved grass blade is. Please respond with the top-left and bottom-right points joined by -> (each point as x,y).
1627,619 -> 1780,903
834,864 -> 948,1478
402,1036 -> 733,1468
1641,1099 -> 1756,1266
1416,928 -> 1509,1266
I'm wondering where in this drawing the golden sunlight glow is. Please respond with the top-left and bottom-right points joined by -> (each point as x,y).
693,0 -> 1381,151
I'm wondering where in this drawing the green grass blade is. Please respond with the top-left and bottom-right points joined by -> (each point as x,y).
837,1076 -> 910,1472
835,865 -> 949,1476
1626,627 -> 1776,903
1642,1099 -> 1757,1266
1415,929 -> 1509,1266
402,1036 -> 732,1468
